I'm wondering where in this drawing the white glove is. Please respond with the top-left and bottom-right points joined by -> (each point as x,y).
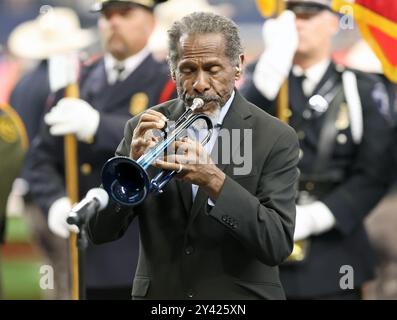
253,10 -> 299,100
48,197 -> 79,239
293,201 -> 336,241
44,98 -> 100,142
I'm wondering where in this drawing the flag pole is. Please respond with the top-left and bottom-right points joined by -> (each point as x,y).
64,83 -> 80,300
275,0 -> 308,263
275,0 -> 291,122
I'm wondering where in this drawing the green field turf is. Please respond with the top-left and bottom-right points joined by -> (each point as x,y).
1,216 -> 44,300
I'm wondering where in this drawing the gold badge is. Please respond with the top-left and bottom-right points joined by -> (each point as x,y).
335,103 -> 350,131
0,115 -> 19,144
129,92 -> 149,116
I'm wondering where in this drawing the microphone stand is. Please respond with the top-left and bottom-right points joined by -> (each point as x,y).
67,200 -> 99,300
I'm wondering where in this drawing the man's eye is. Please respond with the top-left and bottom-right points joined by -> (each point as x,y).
209,66 -> 221,74
181,68 -> 193,74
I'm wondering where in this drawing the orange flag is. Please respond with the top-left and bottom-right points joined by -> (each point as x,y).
333,0 -> 397,82
256,0 -> 278,17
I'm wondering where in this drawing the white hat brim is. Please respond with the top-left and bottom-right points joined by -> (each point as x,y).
8,20 -> 96,60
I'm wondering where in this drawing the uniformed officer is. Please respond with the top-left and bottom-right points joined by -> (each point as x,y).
241,0 -> 394,299
27,0 -> 175,299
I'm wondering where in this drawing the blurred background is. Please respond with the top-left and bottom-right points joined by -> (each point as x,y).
0,0 -> 395,300
0,0 -> 366,104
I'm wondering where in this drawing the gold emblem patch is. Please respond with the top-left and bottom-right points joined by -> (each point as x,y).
335,103 -> 350,131
0,115 -> 18,144
129,92 -> 149,116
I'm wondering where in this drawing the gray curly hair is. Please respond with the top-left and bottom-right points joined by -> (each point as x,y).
167,12 -> 243,75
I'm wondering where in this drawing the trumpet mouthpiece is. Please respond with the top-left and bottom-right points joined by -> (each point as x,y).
191,98 -> 205,111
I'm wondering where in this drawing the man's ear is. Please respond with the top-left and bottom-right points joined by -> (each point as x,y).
235,54 -> 245,80
171,71 -> 176,81
239,54 -> 245,66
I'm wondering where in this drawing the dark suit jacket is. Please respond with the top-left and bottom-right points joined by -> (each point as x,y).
241,62 -> 394,298
88,90 -> 300,299
27,54 -> 175,288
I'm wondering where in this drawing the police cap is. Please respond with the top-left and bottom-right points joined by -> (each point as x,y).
91,0 -> 168,12
285,0 -> 333,15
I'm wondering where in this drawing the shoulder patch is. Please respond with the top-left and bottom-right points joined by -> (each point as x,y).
0,104 -> 28,150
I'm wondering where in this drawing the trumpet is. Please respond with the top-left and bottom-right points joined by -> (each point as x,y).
101,98 -> 213,206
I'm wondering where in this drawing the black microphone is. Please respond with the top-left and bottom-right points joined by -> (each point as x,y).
67,188 -> 109,228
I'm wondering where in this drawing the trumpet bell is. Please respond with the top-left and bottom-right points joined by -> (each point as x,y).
101,156 -> 150,206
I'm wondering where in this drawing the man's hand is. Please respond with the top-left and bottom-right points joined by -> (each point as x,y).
48,197 -> 79,239
44,98 -> 100,142
130,110 -> 167,160
154,137 -> 225,201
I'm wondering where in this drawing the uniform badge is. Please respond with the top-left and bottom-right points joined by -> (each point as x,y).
129,92 -> 149,116
0,115 -> 19,144
335,103 -> 350,131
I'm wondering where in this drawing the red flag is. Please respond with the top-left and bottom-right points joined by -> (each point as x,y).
333,0 -> 397,82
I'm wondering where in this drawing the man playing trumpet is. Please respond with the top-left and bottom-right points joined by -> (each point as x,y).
88,12 -> 300,300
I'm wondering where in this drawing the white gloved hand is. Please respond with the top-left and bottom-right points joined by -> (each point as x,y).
44,98 -> 100,142
293,201 -> 336,241
48,197 -> 79,239
253,10 -> 299,100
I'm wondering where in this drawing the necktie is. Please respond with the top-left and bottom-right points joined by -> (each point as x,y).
190,123 -> 220,202
290,74 -> 307,109
114,63 -> 125,82
296,74 -> 307,97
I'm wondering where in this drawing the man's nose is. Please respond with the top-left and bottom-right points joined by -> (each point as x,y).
193,72 -> 210,93
107,13 -> 123,27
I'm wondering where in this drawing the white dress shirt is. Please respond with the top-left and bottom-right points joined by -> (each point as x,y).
292,59 -> 330,96
104,46 -> 151,85
190,90 -> 235,206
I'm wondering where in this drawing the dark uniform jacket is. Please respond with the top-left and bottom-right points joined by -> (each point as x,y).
10,60 -> 50,182
28,54 -> 175,289
10,60 -> 50,143
88,91 -> 300,300
241,61 -> 394,298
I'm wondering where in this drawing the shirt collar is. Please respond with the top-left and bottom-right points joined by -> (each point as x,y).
104,46 -> 151,84
292,59 -> 330,95
217,90 -> 235,127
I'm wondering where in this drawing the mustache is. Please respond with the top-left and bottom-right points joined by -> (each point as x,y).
183,93 -> 222,105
